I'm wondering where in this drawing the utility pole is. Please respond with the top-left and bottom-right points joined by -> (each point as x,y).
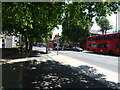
56,38 -> 59,55
54,33 -> 59,55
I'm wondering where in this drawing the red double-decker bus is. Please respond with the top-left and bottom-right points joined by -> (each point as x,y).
48,40 -> 56,48
86,32 -> 120,55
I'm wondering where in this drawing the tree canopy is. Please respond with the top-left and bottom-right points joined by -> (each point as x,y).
96,17 -> 113,34
2,2 -> 64,51
62,2 -> 120,46
2,2 -> 120,50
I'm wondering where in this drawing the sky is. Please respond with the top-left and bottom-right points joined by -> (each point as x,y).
52,13 -> 118,39
90,14 -> 117,32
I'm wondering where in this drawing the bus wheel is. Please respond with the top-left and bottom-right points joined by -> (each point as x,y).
109,50 -> 114,55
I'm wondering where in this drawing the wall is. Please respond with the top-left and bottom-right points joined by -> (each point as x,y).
0,35 -> 20,48
5,36 -> 12,48
0,39 -> 2,48
1,48 -> 18,58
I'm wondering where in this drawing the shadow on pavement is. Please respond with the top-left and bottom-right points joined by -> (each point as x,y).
2,50 -> 47,60
2,60 -> 118,89
29,50 -> 46,57
2,52 -> 30,59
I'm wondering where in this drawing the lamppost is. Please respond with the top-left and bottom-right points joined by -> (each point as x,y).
116,14 -> 117,32
56,38 -> 59,55
54,33 -> 59,55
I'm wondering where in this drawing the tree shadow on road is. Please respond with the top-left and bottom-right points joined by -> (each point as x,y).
22,60 -> 117,89
74,65 -> 119,89
2,60 -> 119,89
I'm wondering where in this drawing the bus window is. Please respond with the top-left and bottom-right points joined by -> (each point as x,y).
115,34 -> 120,39
98,43 -> 108,48
96,36 -> 99,40
90,37 -> 93,41
88,44 -> 91,46
87,38 -> 91,41
116,43 -> 120,49
99,36 -> 102,40
109,35 -> 115,39
100,36 -> 105,40
53,43 -> 57,47
104,35 -> 108,39
93,37 -> 95,40
104,43 -> 108,48
118,34 -> 120,39
91,44 -> 98,48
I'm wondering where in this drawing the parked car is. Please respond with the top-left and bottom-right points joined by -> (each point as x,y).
63,47 -> 73,51
72,47 -> 83,52
53,46 -> 62,50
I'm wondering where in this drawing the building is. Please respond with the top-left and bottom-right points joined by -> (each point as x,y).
0,34 -> 19,48
89,30 -> 111,36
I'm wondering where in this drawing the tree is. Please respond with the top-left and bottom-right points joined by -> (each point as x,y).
2,2 -> 120,52
2,2 -> 64,53
62,2 -> 120,48
96,17 -> 113,34
62,21 -> 91,45
62,2 -> 120,36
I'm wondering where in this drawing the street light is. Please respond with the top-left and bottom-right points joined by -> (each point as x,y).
116,13 -> 118,32
54,33 -> 59,55
56,38 -> 59,55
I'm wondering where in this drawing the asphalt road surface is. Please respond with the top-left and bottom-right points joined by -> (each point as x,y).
56,50 -> 119,73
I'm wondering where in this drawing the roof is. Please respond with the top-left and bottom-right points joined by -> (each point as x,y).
90,30 -> 111,35
87,32 -> 120,38
48,40 -> 56,42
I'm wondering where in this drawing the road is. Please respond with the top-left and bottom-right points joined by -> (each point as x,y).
56,50 -> 119,73
33,46 -> 119,83
51,50 -> 119,83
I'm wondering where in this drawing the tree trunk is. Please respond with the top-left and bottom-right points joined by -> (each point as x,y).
25,35 -> 28,52
28,37 -> 33,52
102,30 -> 104,34
105,30 -> 107,34
29,42 -> 33,51
46,37 -> 48,54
